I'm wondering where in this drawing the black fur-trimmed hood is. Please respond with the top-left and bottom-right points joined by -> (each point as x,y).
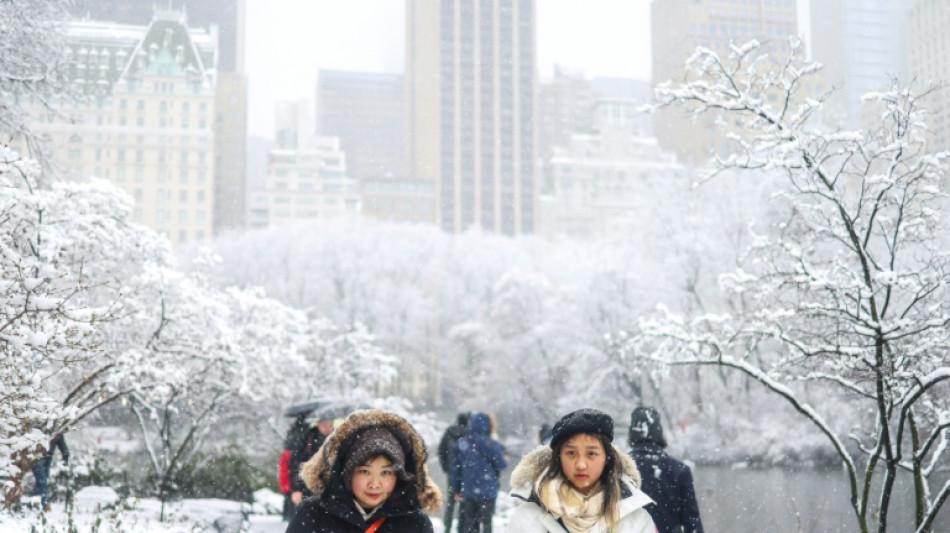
299,409 -> 443,514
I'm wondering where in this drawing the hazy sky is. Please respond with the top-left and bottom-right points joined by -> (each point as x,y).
244,0 -> 652,138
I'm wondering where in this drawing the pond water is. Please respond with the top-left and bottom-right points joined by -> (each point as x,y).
695,464 -> 949,533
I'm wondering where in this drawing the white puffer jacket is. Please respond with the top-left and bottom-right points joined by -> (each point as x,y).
506,445 -> 656,533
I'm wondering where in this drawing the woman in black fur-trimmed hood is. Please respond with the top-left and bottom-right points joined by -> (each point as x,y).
286,409 -> 443,533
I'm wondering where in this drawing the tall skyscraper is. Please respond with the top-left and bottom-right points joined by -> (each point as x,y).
406,0 -> 539,235
316,69 -> 405,181
909,0 -> 950,153
214,71 -> 247,233
810,0 -> 911,129
651,0 -> 800,165
70,0 -> 248,233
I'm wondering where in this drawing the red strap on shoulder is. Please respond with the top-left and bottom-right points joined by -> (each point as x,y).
365,516 -> 387,533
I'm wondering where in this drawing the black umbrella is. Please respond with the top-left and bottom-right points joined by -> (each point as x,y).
306,401 -> 373,423
283,398 -> 343,418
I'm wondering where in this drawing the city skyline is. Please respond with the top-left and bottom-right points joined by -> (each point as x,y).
244,0 -> 654,138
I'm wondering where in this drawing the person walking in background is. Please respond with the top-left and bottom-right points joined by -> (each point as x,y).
628,406 -> 704,533
538,422 -> 553,445
438,412 -> 470,533
506,408 -> 657,533
280,413 -> 309,521
32,432 -> 69,512
286,409 -> 442,532
289,414 -> 335,509
452,412 -> 507,533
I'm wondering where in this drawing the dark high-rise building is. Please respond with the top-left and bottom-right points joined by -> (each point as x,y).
316,69 -> 405,181
406,0 -> 539,235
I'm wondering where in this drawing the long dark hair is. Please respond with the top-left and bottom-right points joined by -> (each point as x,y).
540,432 -> 622,531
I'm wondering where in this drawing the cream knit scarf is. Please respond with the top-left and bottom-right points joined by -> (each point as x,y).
535,474 -> 607,533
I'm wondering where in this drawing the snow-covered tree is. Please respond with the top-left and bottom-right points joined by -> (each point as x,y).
0,0 -> 74,163
632,39 -> 950,533
1,146 -> 372,509
0,146 -> 167,506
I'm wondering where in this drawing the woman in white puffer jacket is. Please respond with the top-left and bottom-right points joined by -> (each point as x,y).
506,409 -> 657,533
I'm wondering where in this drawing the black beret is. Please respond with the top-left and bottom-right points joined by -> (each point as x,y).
550,408 -> 614,449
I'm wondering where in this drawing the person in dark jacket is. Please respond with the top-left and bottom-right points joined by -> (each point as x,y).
281,414 -> 309,520
537,422 -> 553,445
290,415 -> 335,508
437,412 -> 470,533
628,406 -> 704,533
286,409 -> 442,533
32,433 -> 69,511
451,412 -> 507,533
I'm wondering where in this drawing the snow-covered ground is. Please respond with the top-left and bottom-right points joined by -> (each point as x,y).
0,488 -> 520,532
2,487 -> 285,533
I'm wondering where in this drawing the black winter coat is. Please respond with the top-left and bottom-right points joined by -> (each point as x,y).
285,482 -> 434,533
286,409 -> 441,533
629,442 -> 704,533
290,427 -> 328,494
436,423 -> 466,474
